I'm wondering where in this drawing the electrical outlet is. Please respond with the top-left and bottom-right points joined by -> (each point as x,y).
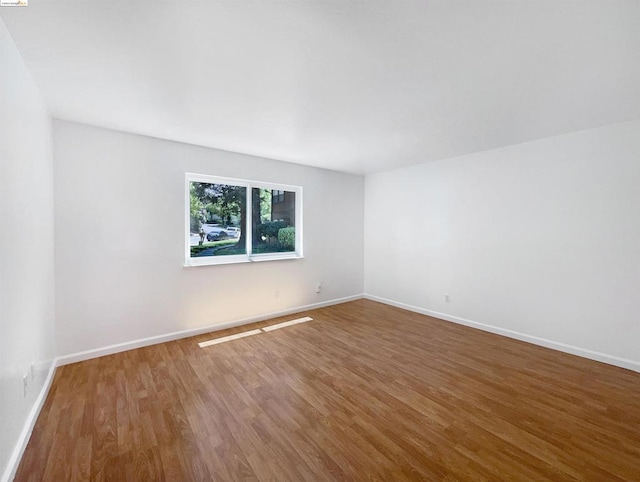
444,294 -> 451,303
316,282 -> 323,294
30,363 -> 35,380
23,374 -> 29,397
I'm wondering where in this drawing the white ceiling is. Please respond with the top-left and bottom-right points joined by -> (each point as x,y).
2,1 -> 640,174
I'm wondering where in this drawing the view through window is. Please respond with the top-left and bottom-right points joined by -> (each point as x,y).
186,174 -> 302,265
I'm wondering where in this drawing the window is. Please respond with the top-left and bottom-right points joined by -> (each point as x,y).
185,173 -> 303,266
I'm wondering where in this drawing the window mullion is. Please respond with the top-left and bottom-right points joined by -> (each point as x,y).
245,185 -> 252,258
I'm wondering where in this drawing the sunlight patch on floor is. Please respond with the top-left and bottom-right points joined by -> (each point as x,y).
198,317 -> 313,348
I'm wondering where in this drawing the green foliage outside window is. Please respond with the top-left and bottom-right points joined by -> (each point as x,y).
278,227 -> 295,251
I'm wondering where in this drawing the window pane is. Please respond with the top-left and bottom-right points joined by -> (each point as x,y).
189,182 -> 246,258
272,190 -> 285,203
252,188 -> 296,254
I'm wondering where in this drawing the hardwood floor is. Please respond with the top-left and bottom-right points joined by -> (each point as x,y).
15,299 -> 640,481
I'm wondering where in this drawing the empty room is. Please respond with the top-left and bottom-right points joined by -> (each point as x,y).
1,1 -> 639,480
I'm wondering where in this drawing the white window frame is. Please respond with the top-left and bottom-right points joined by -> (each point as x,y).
185,173 -> 303,267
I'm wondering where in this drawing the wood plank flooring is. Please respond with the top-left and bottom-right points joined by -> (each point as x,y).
15,299 -> 640,481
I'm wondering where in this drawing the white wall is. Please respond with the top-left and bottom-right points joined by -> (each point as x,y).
53,120 -> 364,358
365,120 -> 640,370
0,18 -> 56,481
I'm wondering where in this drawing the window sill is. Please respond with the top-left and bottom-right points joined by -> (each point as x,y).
184,253 -> 303,267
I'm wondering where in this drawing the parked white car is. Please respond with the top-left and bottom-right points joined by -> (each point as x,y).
225,227 -> 240,237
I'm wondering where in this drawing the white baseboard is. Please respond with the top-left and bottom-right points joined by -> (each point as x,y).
1,361 -> 57,482
57,294 -> 364,366
364,294 -> 640,373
